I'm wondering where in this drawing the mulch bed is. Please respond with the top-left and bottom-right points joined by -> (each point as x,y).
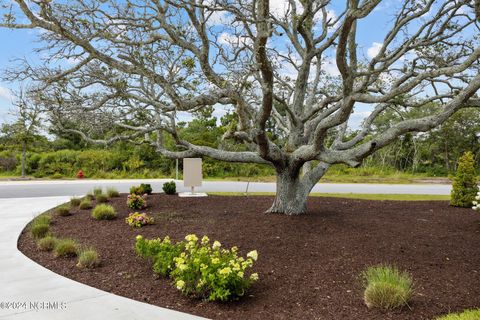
18,194 -> 480,320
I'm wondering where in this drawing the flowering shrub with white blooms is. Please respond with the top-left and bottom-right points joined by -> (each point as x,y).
472,191 -> 480,212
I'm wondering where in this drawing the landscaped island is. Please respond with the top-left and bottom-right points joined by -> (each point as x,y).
18,189 -> 480,320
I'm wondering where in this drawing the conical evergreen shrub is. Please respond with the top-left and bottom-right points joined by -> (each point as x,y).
450,151 -> 479,207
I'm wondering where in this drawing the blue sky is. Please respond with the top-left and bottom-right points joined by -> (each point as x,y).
0,0 -> 473,129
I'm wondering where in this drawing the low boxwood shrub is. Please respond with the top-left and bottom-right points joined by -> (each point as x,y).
96,194 -> 108,203
70,197 -> 81,207
37,236 -> 58,251
436,309 -> 480,320
91,204 -> 117,220
93,187 -> 103,196
79,199 -> 93,210
162,181 -> 176,195
54,239 -> 78,257
77,248 -> 101,268
106,187 -> 120,198
127,194 -> 147,210
362,265 -> 413,310
140,183 -> 153,195
136,234 -> 259,302
125,212 -> 154,228
55,205 -> 71,217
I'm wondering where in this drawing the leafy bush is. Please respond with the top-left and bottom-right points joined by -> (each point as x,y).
79,199 -> 93,210
51,172 -> 63,179
106,187 -> 120,198
163,181 -> 176,195
55,205 -> 71,217
77,248 -> 101,268
362,265 -> 413,310
125,212 -> 154,228
96,194 -> 108,203
436,309 -> 480,320
130,184 -> 152,195
172,234 -> 258,301
93,187 -> 103,196
70,197 -> 81,207
29,216 -> 51,239
135,235 -> 185,276
451,151 -> 479,207
127,194 -> 147,210
37,236 -> 58,251
91,204 -> 117,220
54,239 -> 78,257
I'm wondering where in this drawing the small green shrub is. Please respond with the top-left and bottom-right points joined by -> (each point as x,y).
127,193 -> 147,210
106,187 -> 120,198
51,172 -> 63,179
37,236 -> 58,251
130,184 -> 152,195
93,187 -> 103,196
126,212 -> 154,228
55,205 -> 71,217
77,248 -> 101,268
162,181 -> 176,195
91,204 -> 117,220
70,197 -> 81,207
96,194 -> 108,203
54,239 -> 78,257
135,235 -> 186,277
79,199 -> 93,210
436,309 -> 480,320
362,265 -> 413,310
34,214 -> 51,226
85,193 -> 95,201
451,151 -> 479,207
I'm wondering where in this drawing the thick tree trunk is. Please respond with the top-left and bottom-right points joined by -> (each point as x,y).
267,168 -> 312,215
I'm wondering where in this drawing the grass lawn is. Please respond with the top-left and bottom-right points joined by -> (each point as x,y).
208,192 -> 451,201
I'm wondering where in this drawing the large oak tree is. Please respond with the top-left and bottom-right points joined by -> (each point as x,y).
1,0 -> 479,214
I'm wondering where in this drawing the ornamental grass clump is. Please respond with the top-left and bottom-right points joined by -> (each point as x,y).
362,265 -> 413,310
70,197 -> 81,207
96,194 -> 108,203
93,187 -> 103,196
77,248 -> 101,269
91,204 -> 117,220
106,187 -> 120,198
79,199 -> 93,209
54,238 -> 78,258
29,215 -> 51,239
37,236 -> 58,251
127,194 -> 147,210
135,235 -> 185,276
126,212 -> 154,228
436,309 -> 480,320
55,205 -> 71,217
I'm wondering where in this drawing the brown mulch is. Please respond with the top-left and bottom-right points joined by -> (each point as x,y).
18,194 -> 480,320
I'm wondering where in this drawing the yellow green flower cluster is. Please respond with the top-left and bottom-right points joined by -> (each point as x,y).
171,234 -> 259,302
135,233 -> 259,302
125,212 -> 154,228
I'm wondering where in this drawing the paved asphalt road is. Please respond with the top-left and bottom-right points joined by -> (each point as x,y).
0,179 -> 452,198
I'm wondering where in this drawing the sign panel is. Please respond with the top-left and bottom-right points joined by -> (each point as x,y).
183,158 -> 202,187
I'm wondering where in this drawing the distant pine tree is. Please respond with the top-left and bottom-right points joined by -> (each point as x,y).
450,151 -> 479,207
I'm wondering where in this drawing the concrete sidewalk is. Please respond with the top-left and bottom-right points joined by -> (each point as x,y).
0,197 -> 206,320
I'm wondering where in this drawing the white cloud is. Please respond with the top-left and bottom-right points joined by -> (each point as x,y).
0,86 -> 13,101
367,42 -> 383,59
206,10 -> 232,26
